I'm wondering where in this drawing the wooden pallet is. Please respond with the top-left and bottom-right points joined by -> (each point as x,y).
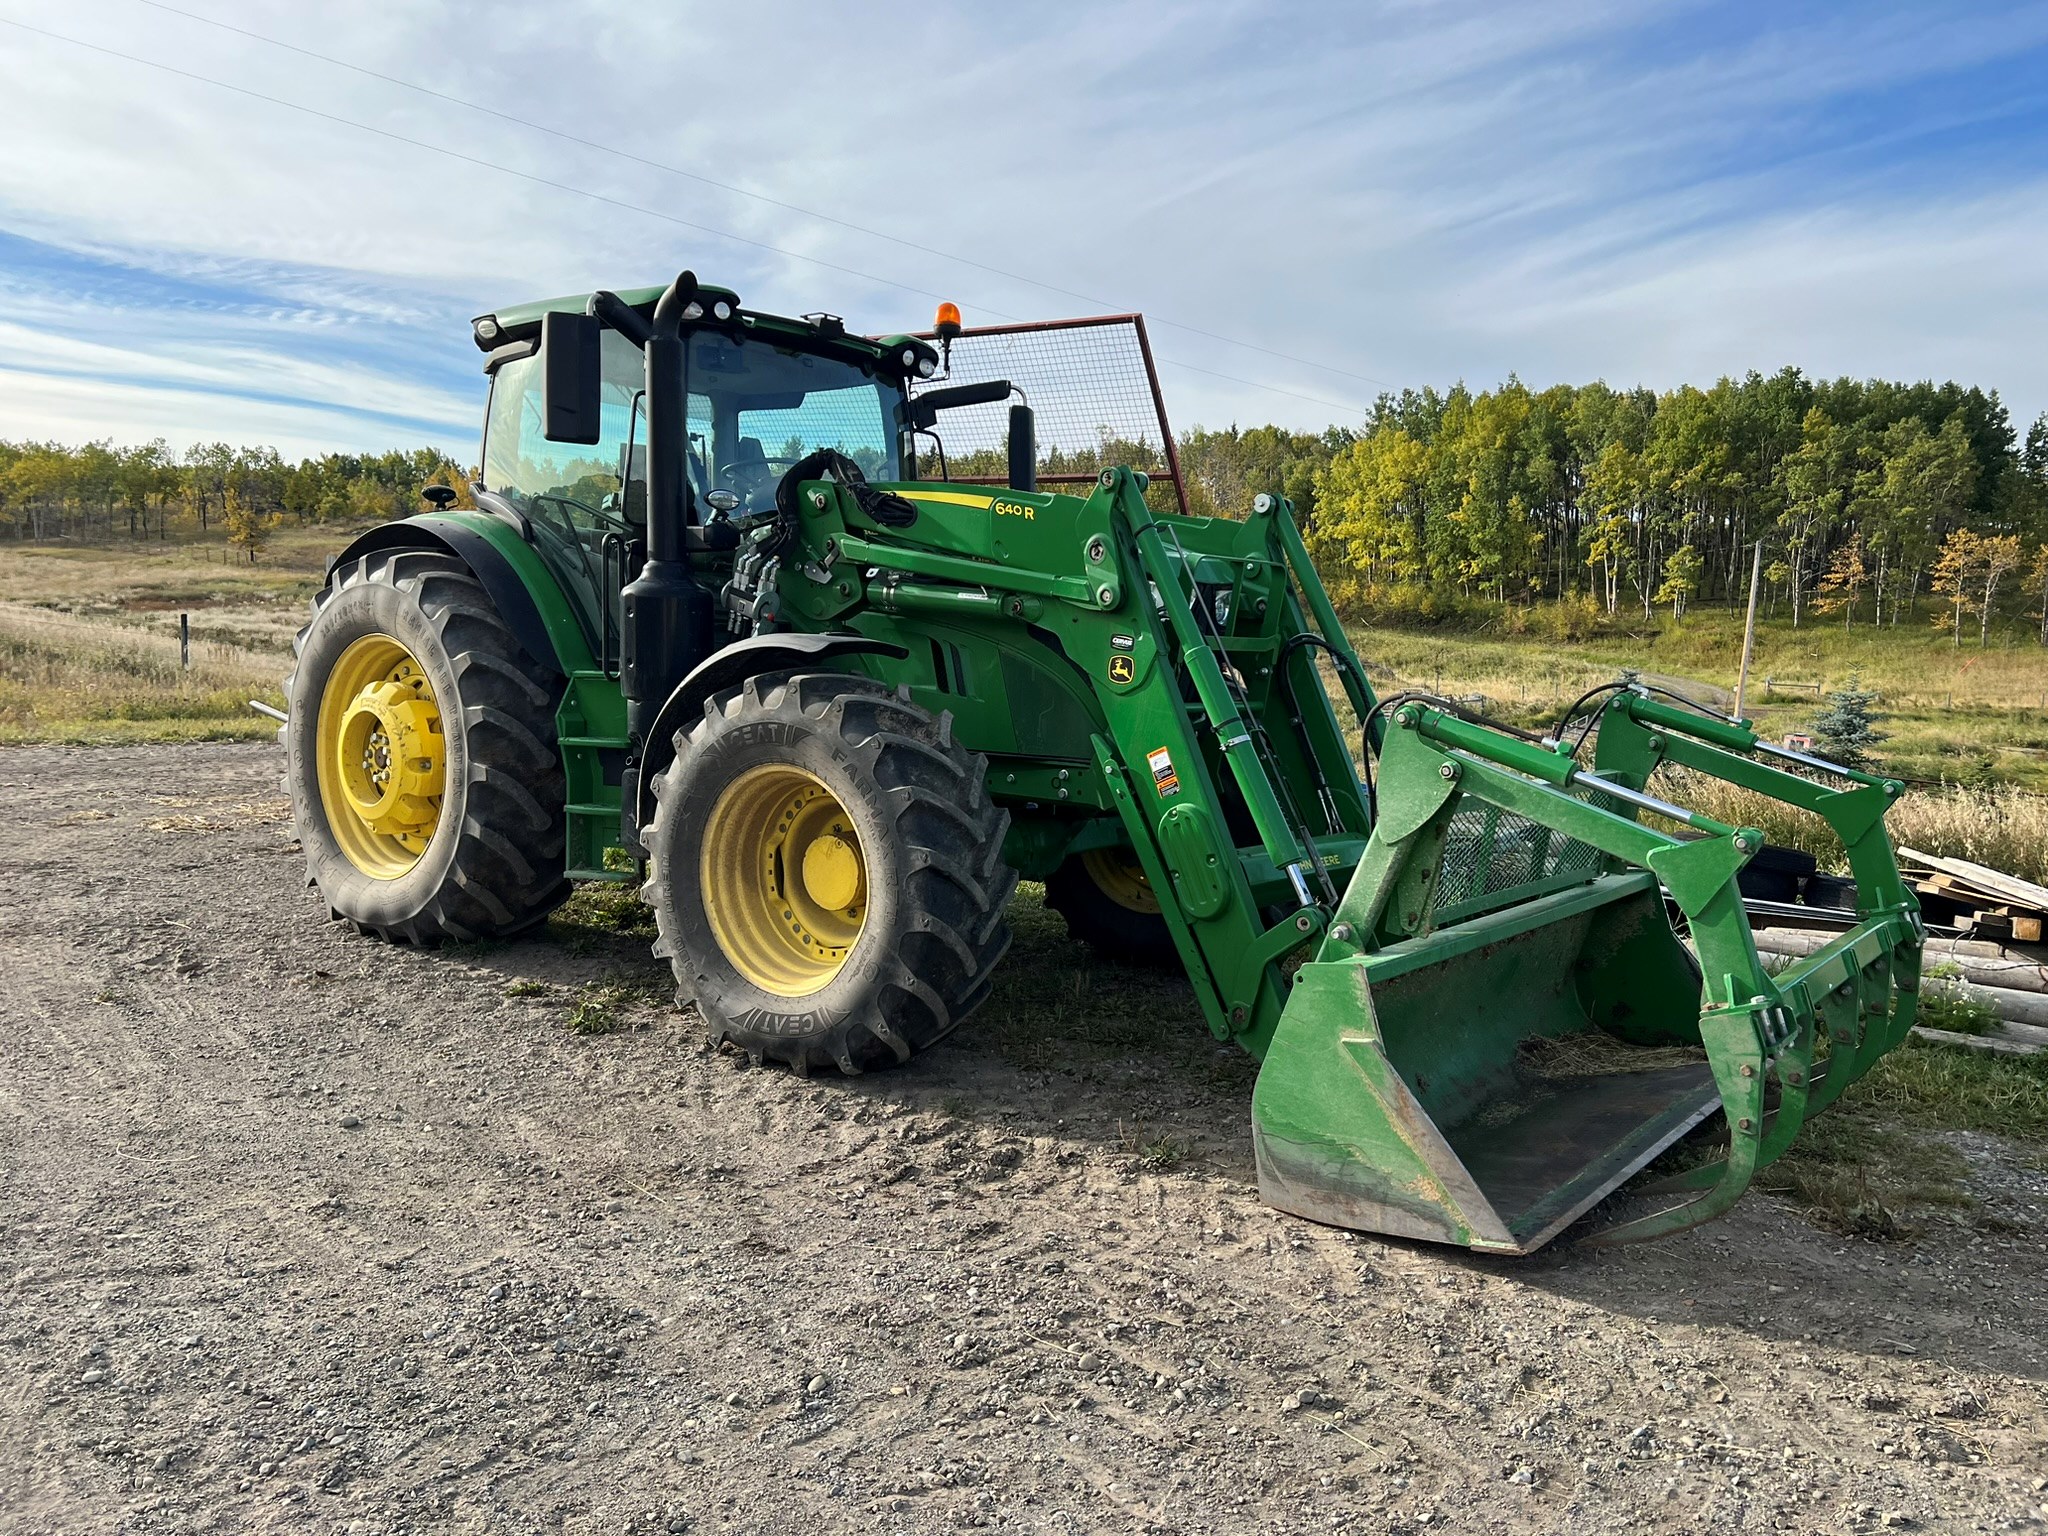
1898,847 -> 2048,944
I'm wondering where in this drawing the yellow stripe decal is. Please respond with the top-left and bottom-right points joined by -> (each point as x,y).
903,490 -> 996,509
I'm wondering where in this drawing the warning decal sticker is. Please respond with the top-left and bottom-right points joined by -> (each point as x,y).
1147,747 -> 1180,798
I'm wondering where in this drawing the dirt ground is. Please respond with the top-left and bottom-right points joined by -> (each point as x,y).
2,743 -> 2045,1536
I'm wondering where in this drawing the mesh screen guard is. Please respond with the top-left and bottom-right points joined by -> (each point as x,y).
905,315 -> 1187,513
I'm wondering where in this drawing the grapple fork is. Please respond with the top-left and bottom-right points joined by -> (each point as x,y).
1251,690 -> 1922,1253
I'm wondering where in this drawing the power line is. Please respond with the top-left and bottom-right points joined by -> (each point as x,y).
127,0 -> 1396,397
0,14 -> 1371,418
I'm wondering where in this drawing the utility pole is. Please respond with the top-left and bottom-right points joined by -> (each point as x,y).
1733,541 -> 1763,723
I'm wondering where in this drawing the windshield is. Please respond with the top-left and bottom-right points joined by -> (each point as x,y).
481,328 -> 904,524
686,332 -> 901,513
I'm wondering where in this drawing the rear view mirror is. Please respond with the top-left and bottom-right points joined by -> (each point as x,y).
542,311 -> 602,443
907,378 -> 1013,430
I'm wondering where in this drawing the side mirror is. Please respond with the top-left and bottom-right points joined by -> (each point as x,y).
907,378 -> 1013,431
542,310 -> 603,444
1007,403 -> 1036,493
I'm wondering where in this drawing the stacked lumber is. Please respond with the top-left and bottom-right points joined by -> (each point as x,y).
1898,847 -> 2048,944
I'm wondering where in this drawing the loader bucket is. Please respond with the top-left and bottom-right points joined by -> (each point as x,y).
1251,693 -> 1923,1253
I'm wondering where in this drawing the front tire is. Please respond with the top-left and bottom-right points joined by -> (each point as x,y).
645,672 -> 1016,1074
1045,846 -> 1179,965
284,549 -> 570,943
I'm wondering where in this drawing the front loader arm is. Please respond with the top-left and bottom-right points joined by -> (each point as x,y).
786,466 -> 1372,1054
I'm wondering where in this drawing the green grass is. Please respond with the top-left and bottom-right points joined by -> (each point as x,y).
564,978 -> 669,1036
1351,605 -> 2048,792
548,879 -> 660,952
1917,966 -> 2005,1036
1751,1034 -> 2048,1236
566,981 -> 632,1036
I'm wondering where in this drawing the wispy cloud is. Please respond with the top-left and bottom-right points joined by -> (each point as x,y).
0,0 -> 2044,456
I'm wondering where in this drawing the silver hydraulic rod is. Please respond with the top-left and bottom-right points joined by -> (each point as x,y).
1575,769 -> 1733,833
1284,862 -> 1317,909
1752,738 -> 1868,781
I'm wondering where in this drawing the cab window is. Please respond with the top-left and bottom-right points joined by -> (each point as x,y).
481,329 -> 643,526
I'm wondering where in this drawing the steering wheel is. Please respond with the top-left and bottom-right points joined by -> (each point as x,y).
721,455 -> 801,510
717,455 -> 801,485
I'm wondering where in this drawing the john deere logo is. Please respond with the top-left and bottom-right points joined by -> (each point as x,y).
1107,654 -> 1136,685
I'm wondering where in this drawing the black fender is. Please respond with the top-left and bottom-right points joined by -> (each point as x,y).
631,632 -> 908,833
325,518 -> 565,677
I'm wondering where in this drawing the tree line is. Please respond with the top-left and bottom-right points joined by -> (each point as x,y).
0,440 -> 471,559
8,368 -> 2048,642
1291,373 -> 2048,643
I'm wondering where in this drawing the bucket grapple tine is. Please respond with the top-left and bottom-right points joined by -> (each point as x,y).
1584,997 -> 1777,1243
1635,1003 -> 1814,1198
1590,696 -> 1921,1208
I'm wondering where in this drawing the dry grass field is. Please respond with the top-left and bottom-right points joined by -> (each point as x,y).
1356,612 -> 2048,793
0,530 -> 328,743
4,527 -> 2046,876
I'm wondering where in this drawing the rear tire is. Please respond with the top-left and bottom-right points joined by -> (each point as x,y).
645,672 -> 1016,1074
1045,846 -> 1179,966
284,549 -> 570,943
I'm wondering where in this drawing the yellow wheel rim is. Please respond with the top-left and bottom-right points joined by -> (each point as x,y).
314,633 -> 446,880
702,764 -> 869,997
1083,846 -> 1160,914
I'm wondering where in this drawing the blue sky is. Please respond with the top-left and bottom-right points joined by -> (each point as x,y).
2,0 -> 2046,460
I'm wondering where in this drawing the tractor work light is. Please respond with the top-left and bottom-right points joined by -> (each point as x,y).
934,302 -> 962,374
681,301 -> 705,321
712,300 -> 733,320
473,316 -> 501,345
916,357 -> 937,378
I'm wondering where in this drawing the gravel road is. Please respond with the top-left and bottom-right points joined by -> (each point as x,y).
2,743 -> 2044,1534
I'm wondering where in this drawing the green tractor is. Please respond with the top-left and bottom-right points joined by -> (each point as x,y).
284,271 -> 1924,1252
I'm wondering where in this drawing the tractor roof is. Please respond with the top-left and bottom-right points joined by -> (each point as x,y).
473,282 -> 934,374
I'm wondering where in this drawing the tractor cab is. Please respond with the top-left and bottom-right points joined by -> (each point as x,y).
470,289 -> 932,650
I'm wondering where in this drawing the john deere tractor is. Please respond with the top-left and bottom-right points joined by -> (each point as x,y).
284,271 -> 1925,1252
